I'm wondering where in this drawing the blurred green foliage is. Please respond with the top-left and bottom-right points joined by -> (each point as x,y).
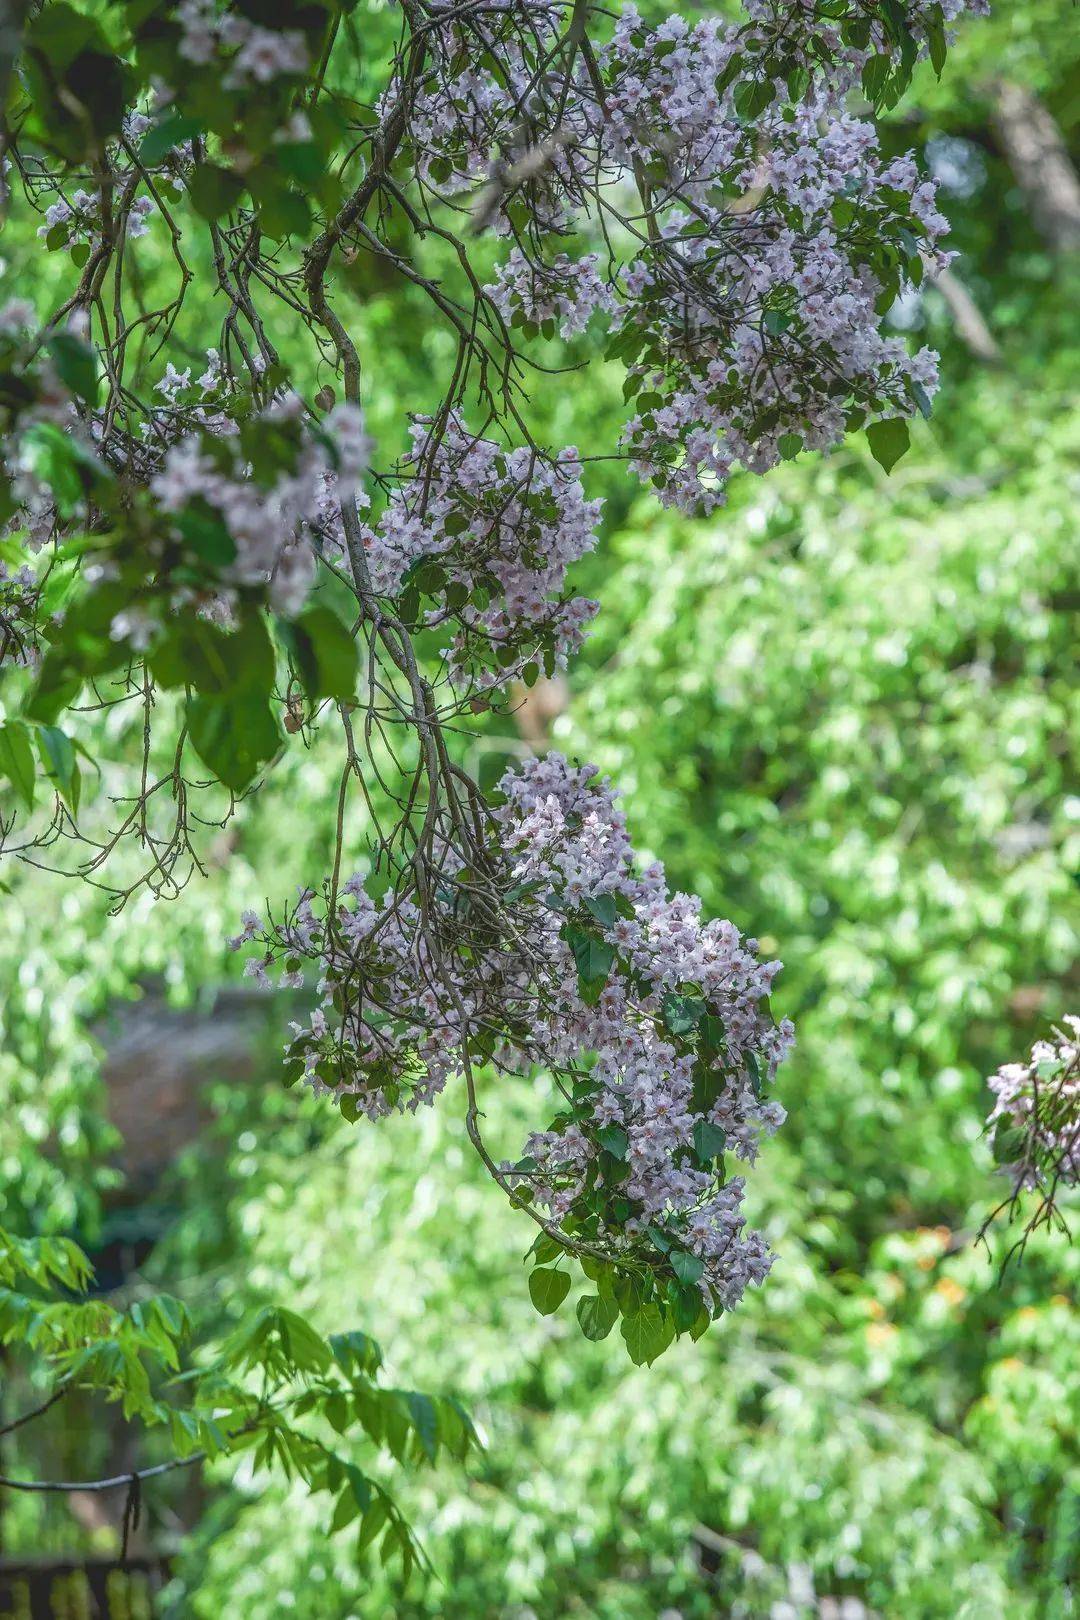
2,0 -> 1078,1613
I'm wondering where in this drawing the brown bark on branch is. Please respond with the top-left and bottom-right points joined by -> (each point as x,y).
989,79 -> 1080,254
923,260 -> 1002,364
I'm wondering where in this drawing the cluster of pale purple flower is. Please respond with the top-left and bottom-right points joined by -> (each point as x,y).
359,414 -> 600,689
141,351 -> 236,444
38,189 -> 154,246
175,0 -> 309,85
486,251 -> 616,340
499,754 -> 793,1307
601,8 -> 742,192
987,1018 -> 1080,1194
0,299 -> 34,337
616,99 -> 950,510
233,871 -> 472,1116
151,388 -> 371,615
2,0 -> 986,1322
235,751 -> 794,1312
741,0 -> 989,91
419,1 -> 988,510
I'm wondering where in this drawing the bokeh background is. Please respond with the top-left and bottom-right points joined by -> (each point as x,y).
2,1 -> 1078,1615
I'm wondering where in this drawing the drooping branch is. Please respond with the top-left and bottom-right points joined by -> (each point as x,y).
0,0 -> 992,1365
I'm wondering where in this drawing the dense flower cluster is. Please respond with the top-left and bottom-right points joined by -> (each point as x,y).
616,104 -> 948,510
176,0 -> 309,84
403,2 -> 579,217
4,0 -> 992,1345
38,188 -> 154,247
409,0 -> 985,509
141,350 -> 239,445
235,753 -> 793,1315
600,9 -> 960,507
151,395 -> 370,614
741,0 -> 990,96
602,8 -> 740,188
360,416 -> 600,689
485,250 -> 615,340
987,1018 -> 1080,1196
499,754 -> 792,1307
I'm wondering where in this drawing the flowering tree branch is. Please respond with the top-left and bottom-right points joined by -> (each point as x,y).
982,1018 -> 1080,1265
0,0 -> 992,1389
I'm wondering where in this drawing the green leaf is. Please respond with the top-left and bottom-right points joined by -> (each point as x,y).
734,78 -> 775,121
26,2 -> 102,70
530,1233 -> 565,1265
613,1270 -> 643,1317
992,1121 -> 1026,1165
689,1304 -> 712,1340
874,272 -> 901,317
276,140 -> 325,188
662,991 -> 705,1038
188,163 -> 245,223
670,1249 -> 705,1287
47,332 -> 99,405
620,1304 -> 674,1366
175,501 -> 236,568
151,611 -> 274,698
331,1486 -> 363,1534
699,1014 -> 727,1056
861,53 -> 892,104
565,925 -> 615,1004
911,380 -> 934,421
35,725 -> 79,816
528,1266 -> 571,1316
275,1308 -> 332,1373
140,113 -> 201,166
413,561 -> 446,595
584,892 -> 617,929
186,693 -> 280,792
715,51 -> 743,94
597,1124 -> 628,1160
290,606 -> 358,702
576,1293 -> 618,1341
404,1392 -> 438,1462
329,1329 -> 382,1376
357,1495 -> 389,1554
0,721 -> 36,812
435,1396 -> 472,1460
866,417 -> 910,474
671,1282 -> 704,1332
21,421 -> 100,517
692,1118 -> 727,1165
249,167 -> 312,240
